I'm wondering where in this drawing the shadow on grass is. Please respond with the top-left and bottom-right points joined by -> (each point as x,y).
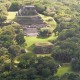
37,35 -> 50,39
27,44 -> 35,52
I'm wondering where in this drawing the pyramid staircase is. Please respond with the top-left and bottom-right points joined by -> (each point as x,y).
16,5 -> 49,36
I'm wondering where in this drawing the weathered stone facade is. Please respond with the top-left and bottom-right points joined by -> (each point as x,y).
16,5 -> 49,36
34,42 -> 53,54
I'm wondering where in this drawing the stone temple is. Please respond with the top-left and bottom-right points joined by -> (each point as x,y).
16,5 -> 50,36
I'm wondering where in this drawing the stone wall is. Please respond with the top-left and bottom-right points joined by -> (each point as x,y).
34,42 -> 53,54
16,5 -> 50,36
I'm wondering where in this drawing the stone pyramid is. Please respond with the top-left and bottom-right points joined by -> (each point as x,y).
16,5 -> 49,36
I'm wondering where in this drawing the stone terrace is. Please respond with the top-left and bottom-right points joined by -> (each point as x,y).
16,5 -> 50,36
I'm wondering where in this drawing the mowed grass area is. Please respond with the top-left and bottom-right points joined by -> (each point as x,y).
55,66 -> 71,76
39,14 -> 57,30
7,12 -> 17,20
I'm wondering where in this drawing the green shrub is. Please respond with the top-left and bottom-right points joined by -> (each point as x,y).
35,3 -> 46,14
39,28 -> 52,37
9,2 -> 20,11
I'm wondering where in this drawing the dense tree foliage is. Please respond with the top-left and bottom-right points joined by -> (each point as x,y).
15,32 -> 25,45
71,56 -> 80,71
39,28 -> 52,37
0,4 -> 7,25
0,23 -> 25,70
9,2 -> 20,11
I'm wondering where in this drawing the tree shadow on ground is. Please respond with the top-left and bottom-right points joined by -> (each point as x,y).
27,44 -> 35,53
37,35 -> 49,39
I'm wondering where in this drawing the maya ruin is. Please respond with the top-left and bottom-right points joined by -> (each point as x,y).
16,5 -> 50,36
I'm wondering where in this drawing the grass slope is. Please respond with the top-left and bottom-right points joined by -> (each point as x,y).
39,14 -> 57,30
56,66 -> 71,76
7,12 -> 17,20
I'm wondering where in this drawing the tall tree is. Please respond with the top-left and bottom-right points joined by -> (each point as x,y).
0,4 -> 7,24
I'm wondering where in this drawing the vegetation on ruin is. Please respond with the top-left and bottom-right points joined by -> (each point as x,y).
0,0 -> 80,80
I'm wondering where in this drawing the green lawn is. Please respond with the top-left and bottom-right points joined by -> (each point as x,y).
37,54 -> 51,57
55,66 -> 72,76
39,14 -> 57,30
7,12 -> 17,20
